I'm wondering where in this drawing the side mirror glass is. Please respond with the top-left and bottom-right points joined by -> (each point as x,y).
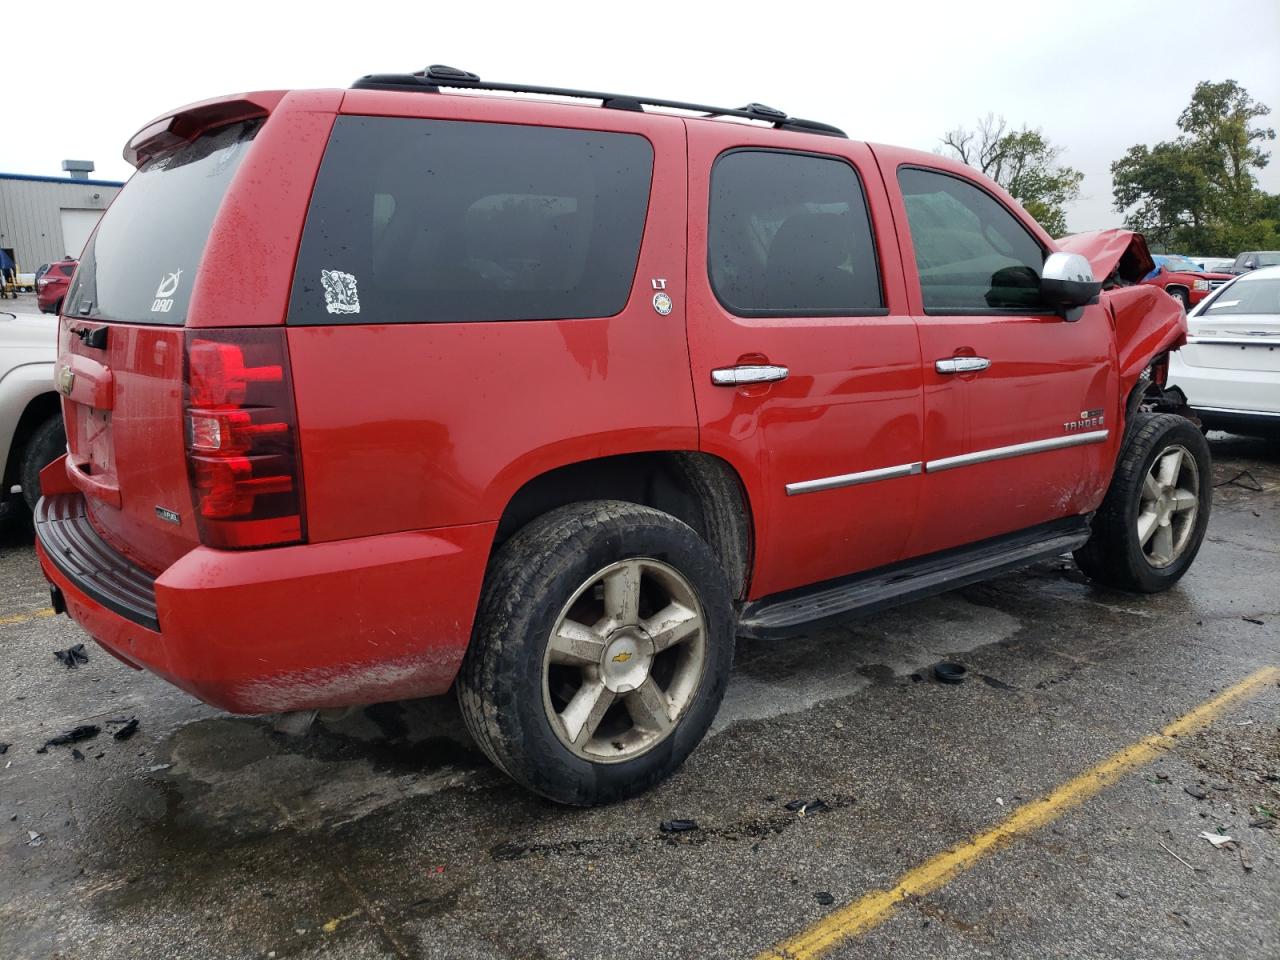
1040,252 -> 1102,319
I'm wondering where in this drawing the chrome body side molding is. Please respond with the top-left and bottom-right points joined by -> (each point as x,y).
785,461 -> 922,496
926,430 -> 1109,473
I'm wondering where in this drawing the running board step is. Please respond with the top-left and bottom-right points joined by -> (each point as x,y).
736,517 -> 1092,639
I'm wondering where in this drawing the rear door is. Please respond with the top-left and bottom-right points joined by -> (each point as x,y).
57,93 -> 337,572
684,124 -> 922,599
878,155 -> 1117,557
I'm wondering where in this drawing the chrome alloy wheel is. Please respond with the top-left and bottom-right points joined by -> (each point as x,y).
542,558 -> 707,762
1137,444 -> 1200,568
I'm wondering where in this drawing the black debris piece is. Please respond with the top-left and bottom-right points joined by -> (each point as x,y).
42,725 -> 101,749
785,799 -> 829,815
815,891 -> 835,906
112,717 -> 140,741
1184,785 -> 1208,800
1242,616 -> 1265,626
660,819 -> 699,834
0,742 -> 9,754
980,674 -> 1017,691
933,661 -> 968,684
53,644 -> 90,669
71,748 -> 85,761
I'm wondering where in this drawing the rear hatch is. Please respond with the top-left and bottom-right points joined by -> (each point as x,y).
58,117 -> 280,572
1185,275 -> 1280,373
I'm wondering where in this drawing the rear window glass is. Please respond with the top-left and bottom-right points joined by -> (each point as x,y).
708,150 -> 883,316
287,117 -> 654,325
56,264 -> 76,277
65,120 -> 260,325
1204,276 -> 1280,315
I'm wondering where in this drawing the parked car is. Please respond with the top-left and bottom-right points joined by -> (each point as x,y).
36,68 -> 1208,805
1229,251 -> 1280,275
0,309 -> 64,527
1167,264 -> 1280,435
1192,256 -> 1235,274
36,259 -> 78,314
1143,254 -> 1233,309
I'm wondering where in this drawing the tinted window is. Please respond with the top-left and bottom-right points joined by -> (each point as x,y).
897,167 -> 1046,312
708,150 -> 883,316
288,117 -> 654,325
56,264 -> 77,277
65,120 -> 259,325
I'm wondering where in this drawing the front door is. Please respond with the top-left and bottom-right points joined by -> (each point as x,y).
880,158 -> 1117,557
684,125 -> 924,600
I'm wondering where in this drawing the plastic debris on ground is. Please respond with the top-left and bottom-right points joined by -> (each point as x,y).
814,892 -> 835,906
37,725 -> 101,753
52,644 -> 89,669
110,717 -> 140,741
785,799 -> 829,816
933,661 -> 968,684
1200,831 -> 1234,848
660,819 -> 698,833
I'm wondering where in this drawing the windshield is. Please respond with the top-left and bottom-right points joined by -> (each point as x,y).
1204,276 -> 1280,315
65,120 -> 260,325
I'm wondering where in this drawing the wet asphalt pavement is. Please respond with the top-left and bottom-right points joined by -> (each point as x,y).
1,433 -> 1277,960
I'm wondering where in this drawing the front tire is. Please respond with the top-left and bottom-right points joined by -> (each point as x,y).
458,501 -> 734,805
1074,412 -> 1211,592
1168,287 -> 1190,309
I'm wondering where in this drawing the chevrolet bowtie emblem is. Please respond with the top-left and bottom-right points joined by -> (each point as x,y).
612,651 -> 634,664
57,365 -> 75,396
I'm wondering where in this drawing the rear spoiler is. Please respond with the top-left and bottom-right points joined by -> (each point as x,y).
123,91 -> 286,168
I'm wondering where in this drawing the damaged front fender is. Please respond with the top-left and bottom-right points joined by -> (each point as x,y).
1059,228 -> 1188,419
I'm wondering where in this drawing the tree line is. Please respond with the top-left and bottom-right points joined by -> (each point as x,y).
939,80 -> 1277,254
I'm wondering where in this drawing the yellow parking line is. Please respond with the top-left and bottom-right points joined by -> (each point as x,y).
0,607 -> 56,626
758,665 -> 1280,960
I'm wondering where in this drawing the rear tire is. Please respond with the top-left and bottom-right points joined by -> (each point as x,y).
1073,413 -> 1211,592
457,500 -> 734,805
20,415 -> 66,510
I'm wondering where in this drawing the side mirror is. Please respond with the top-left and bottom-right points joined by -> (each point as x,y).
1040,252 -> 1102,320
1245,260 -> 1258,270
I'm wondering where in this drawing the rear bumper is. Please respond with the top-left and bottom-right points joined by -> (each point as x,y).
1168,351 -> 1280,416
35,492 -> 497,713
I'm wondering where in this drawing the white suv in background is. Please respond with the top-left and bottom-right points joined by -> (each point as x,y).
0,307 -> 64,528
1169,265 -> 1280,436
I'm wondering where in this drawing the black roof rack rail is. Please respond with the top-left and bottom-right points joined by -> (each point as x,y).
350,65 -> 848,139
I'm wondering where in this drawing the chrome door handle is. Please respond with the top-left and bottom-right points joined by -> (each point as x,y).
935,356 -> 991,375
710,364 -> 790,386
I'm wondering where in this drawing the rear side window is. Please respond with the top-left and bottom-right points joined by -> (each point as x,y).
708,150 -> 883,316
65,120 -> 260,325
897,167 -> 1045,313
287,117 -> 654,325
56,264 -> 76,277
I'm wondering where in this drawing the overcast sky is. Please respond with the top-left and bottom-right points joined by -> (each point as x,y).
5,0 -> 1278,235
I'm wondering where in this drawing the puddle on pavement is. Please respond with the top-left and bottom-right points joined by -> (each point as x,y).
150,699 -> 486,842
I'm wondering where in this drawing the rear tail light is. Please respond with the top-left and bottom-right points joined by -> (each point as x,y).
183,328 -> 305,548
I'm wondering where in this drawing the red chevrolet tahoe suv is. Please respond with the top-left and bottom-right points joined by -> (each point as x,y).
36,66 -> 1210,805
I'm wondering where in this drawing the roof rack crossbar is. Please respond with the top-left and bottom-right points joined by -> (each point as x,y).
350,65 -> 848,138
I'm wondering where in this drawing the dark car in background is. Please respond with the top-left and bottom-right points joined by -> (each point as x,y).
36,259 -> 77,314
1229,251 -> 1280,275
